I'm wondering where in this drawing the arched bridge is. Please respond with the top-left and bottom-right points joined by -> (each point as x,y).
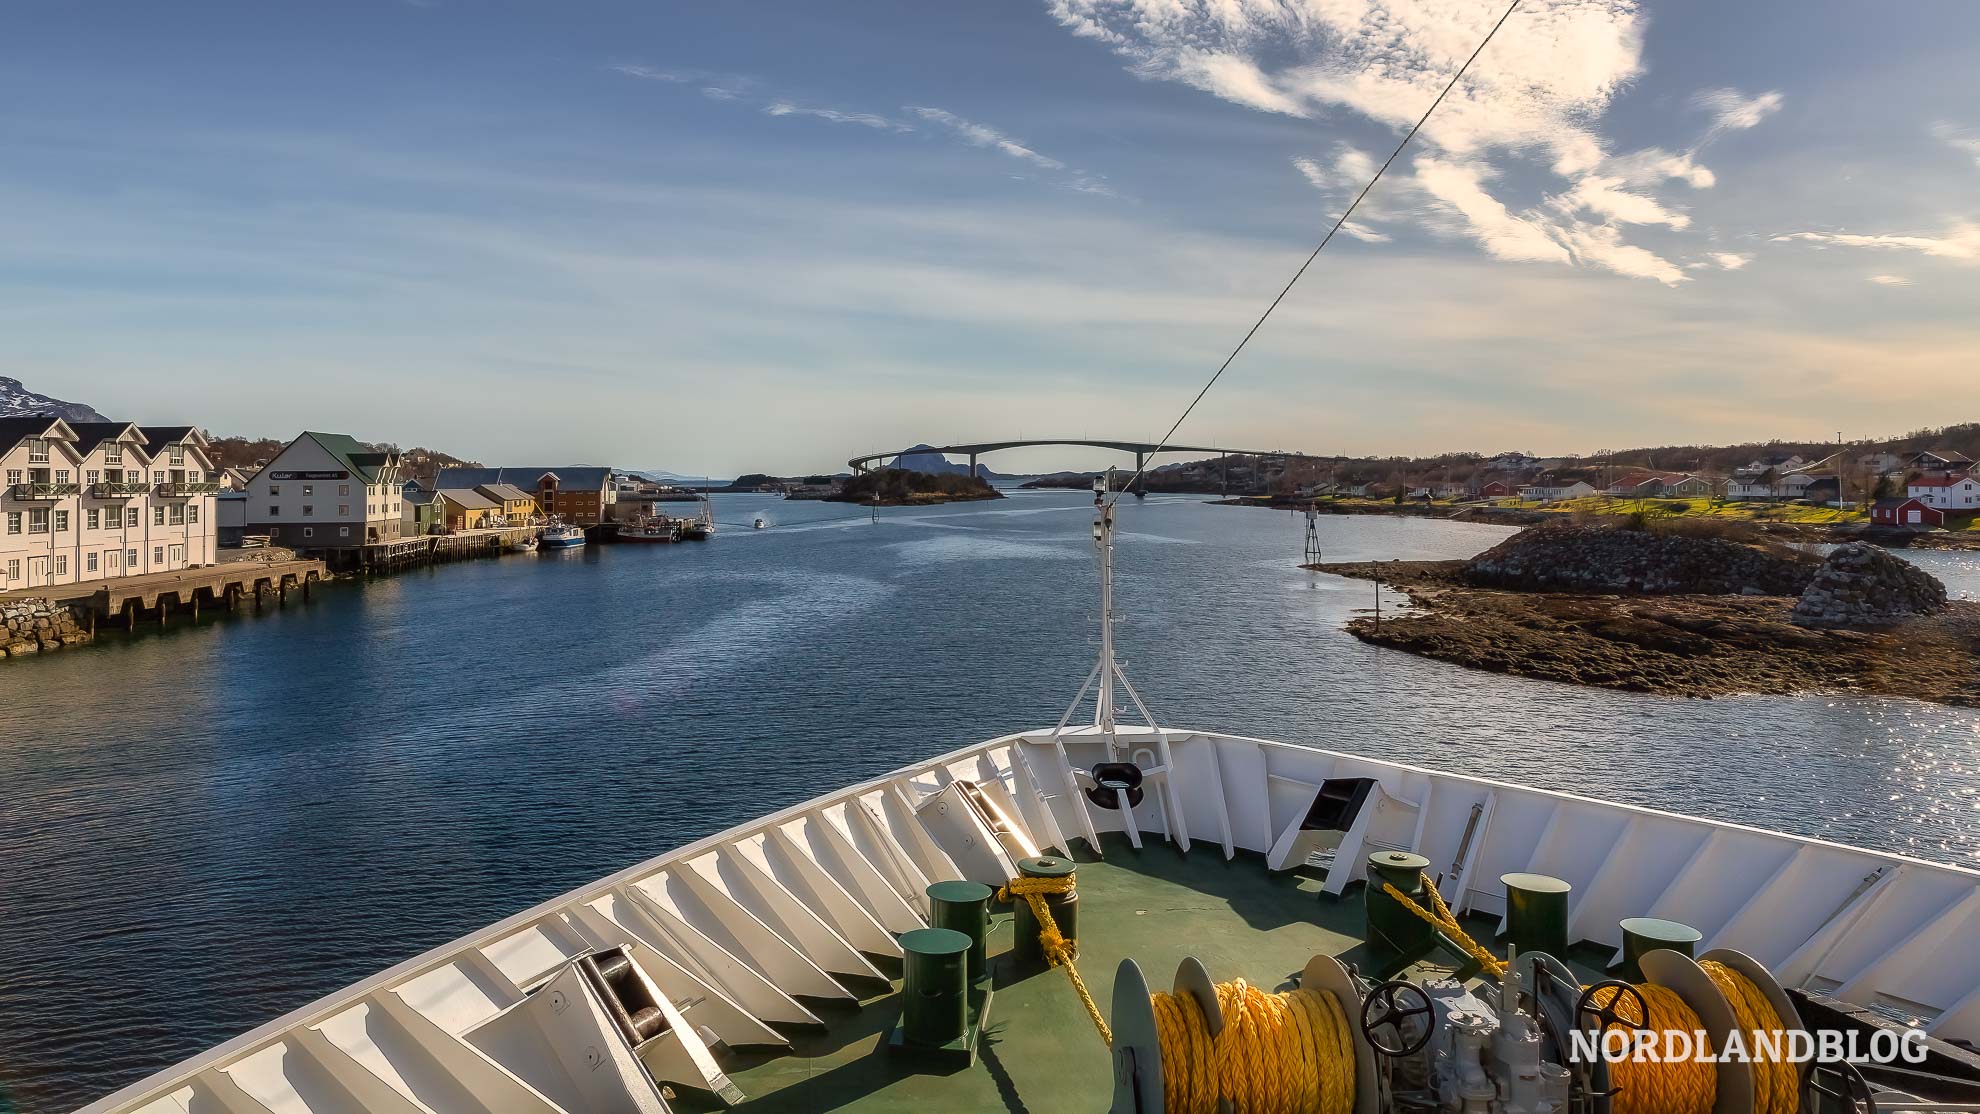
848,439 -> 1313,477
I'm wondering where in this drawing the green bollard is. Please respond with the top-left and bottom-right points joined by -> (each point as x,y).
899,927 -> 972,1047
1618,917 -> 1702,981
1011,856 -> 1078,969
1502,873 -> 1572,958
1365,851 -> 1436,972
927,880 -> 993,980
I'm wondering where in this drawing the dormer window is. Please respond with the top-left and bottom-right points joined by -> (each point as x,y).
26,438 -> 48,463
104,442 -> 123,464
168,445 -> 185,465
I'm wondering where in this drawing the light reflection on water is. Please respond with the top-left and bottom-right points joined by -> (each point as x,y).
0,491 -> 1975,1110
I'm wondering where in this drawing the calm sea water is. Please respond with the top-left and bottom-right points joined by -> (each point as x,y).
2,491 -> 1977,1111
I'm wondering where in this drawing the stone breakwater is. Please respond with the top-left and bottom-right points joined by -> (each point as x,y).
3,597 -> 92,657
1462,524 -> 1817,596
1792,542 -> 1949,629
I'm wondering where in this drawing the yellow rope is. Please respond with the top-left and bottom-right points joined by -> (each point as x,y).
1001,871 -> 1356,1113
1584,982 -> 1717,1114
1378,877 -> 1509,978
997,874 -> 1112,1046
1701,960 -> 1797,1114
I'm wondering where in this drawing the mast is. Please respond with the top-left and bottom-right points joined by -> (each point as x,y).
1094,471 -> 1118,748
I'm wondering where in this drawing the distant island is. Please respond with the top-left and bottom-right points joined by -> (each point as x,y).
825,468 -> 1003,506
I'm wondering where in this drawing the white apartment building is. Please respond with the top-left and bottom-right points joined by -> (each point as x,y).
243,431 -> 404,548
1909,472 -> 1980,511
0,417 -> 220,591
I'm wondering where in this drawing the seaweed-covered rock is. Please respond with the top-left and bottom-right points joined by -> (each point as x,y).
1791,542 -> 1947,628
1463,525 -> 1817,596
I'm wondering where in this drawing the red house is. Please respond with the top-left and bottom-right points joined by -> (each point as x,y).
1871,497 -> 1944,527
1477,480 -> 1513,498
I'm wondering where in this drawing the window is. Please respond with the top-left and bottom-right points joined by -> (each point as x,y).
188,504 -> 198,524
125,507 -> 139,528
55,469 -> 70,484
104,442 -> 121,464
339,526 -> 350,537
86,509 -> 99,529
168,445 -> 184,465
302,505 -> 314,517
269,484 -> 281,496
339,484 -> 349,496
153,506 -> 165,526
27,438 -> 48,462
169,505 -> 185,526
153,470 -> 164,484
4,469 -> 18,485
126,548 -> 138,568
302,484 -> 313,496
5,512 -> 17,535
268,505 -> 281,516
53,510 -> 68,531
125,469 -> 139,483
86,469 -> 99,485
338,504 -> 350,516
302,527 -> 314,539
190,470 -> 202,483
153,546 -> 164,565
28,508 -> 49,534
4,560 -> 15,581
86,552 -> 97,573
53,554 -> 67,575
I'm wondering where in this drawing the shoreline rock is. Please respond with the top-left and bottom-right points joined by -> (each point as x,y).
2,597 -> 93,658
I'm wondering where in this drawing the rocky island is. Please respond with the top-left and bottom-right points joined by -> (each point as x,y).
825,467 -> 1004,506
1315,523 -> 1979,706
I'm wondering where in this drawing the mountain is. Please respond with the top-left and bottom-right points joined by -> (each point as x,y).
636,469 -> 733,487
891,444 -> 1032,482
0,377 -> 108,423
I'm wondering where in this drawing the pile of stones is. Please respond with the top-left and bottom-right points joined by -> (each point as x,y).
2,597 -> 90,657
1792,542 -> 1948,629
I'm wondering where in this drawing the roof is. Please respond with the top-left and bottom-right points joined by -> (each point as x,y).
1874,497 -> 1930,509
432,488 -> 500,510
435,466 -> 614,490
0,415 -> 74,453
1909,472 -> 1969,488
65,421 -> 145,458
476,482 -> 535,503
287,432 -> 398,484
139,425 -> 200,450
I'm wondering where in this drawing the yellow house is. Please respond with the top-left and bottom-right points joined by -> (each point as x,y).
475,482 -> 539,524
433,488 -> 499,532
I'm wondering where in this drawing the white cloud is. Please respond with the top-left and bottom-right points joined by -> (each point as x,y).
1868,274 -> 1915,286
1931,121 -> 1980,169
1694,88 -> 1785,141
1709,252 -> 1750,270
1055,1 -> 1776,285
765,102 -> 906,131
1774,225 -> 1980,262
905,107 -> 1065,170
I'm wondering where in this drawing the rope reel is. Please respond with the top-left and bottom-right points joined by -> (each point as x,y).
1109,954 -> 1376,1114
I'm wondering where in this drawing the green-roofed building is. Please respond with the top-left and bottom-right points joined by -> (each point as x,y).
242,431 -> 406,550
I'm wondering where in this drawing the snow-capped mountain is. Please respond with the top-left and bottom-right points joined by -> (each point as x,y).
0,377 -> 108,423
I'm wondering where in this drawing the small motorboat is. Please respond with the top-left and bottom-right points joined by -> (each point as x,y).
508,535 -> 538,553
538,523 -> 586,549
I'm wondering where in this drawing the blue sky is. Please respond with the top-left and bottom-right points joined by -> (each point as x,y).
3,1 -> 1977,475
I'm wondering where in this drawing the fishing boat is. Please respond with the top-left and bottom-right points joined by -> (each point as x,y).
618,518 -> 683,543
538,523 -> 586,549
681,496 -> 715,541
72,478 -> 1980,1114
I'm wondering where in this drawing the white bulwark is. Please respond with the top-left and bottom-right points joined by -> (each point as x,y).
244,432 -> 404,548
0,417 -> 220,591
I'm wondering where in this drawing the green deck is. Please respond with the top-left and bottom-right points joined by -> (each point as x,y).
679,836 -> 1585,1113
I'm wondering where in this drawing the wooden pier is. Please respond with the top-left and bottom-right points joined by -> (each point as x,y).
333,526 -> 545,573
0,558 -> 329,631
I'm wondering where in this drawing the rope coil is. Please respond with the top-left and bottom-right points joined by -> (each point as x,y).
1001,870 -> 1358,1114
